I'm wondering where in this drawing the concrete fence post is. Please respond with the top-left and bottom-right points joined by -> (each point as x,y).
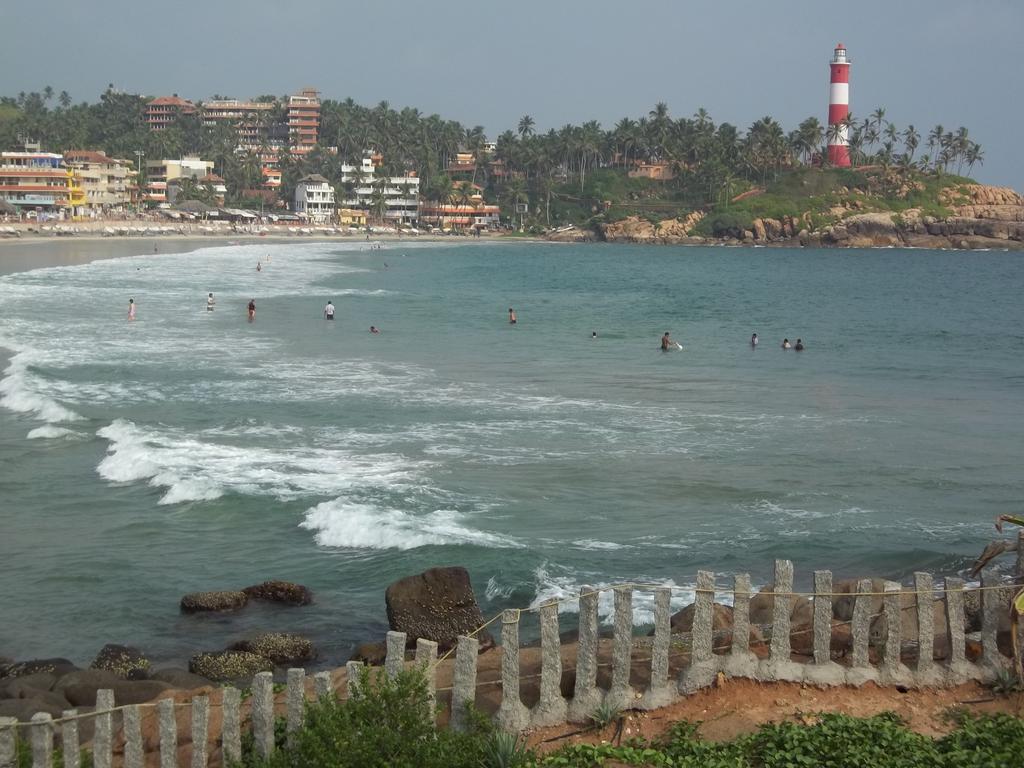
415,638 -> 439,723
567,585 -> 603,722
157,698 -> 178,768
123,706 -> 143,768
0,718 -> 15,768
640,587 -> 676,709
762,560 -> 802,682
805,570 -> 843,686
680,570 -> 717,693
60,711 -> 79,768
345,661 -> 364,699
496,609 -> 530,732
847,579 -> 878,686
313,671 -> 332,701
251,672 -> 275,759
531,599 -> 568,726
880,581 -> 912,686
914,572 -> 940,685
385,631 -> 407,679
93,689 -> 114,768
980,568 -> 1006,677
286,668 -> 305,739
943,577 -> 969,684
450,635 -> 479,733
606,586 -> 635,710
30,713 -> 52,768
191,695 -> 209,768
221,688 -> 242,764
723,574 -> 758,679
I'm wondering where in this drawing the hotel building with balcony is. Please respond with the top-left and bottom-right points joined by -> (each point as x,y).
0,151 -> 86,216
145,95 -> 197,131
144,157 -> 215,204
338,154 -> 420,225
64,151 -> 134,213
287,88 -> 321,153
294,174 -> 335,223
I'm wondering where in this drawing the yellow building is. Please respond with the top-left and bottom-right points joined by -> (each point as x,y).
337,208 -> 367,227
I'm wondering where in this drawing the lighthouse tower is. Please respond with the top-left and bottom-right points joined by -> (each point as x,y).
827,43 -> 851,167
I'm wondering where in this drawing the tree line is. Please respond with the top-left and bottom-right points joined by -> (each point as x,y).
0,87 -> 983,217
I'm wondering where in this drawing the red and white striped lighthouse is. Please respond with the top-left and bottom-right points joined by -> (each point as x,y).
827,43 -> 851,167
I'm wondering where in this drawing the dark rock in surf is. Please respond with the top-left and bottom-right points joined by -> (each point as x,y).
180,590 -> 249,613
385,567 -> 493,652
230,633 -> 315,665
90,644 -> 151,678
242,581 -> 314,606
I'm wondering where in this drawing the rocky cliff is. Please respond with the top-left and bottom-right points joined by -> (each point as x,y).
554,183 -> 1024,250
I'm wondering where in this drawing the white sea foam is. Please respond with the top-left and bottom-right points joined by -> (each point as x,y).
26,425 -> 84,440
96,418 -> 425,505
0,350 -> 83,423
300,499 -> 520,550
528,564 -> 706,626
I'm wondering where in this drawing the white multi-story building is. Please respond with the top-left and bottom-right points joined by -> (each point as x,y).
0,151 -> 85,216
144,157 -> 215,204
63,151 -> 134,213
294,174 -> 335,223
339,154 -> 419,225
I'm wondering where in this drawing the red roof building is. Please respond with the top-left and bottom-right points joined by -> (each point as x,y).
145,96 -> 197,131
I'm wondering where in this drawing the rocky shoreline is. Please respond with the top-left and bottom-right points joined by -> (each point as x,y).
548,184 -> 1024,251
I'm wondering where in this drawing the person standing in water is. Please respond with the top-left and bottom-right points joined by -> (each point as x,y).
661,331 -> 674,351
508,307 -> 517,324
751,333 -> 758,347
795,338 -> 805,351
782,338 -> 791,349
592,331 -> 598,339
127,298 -> 136,321
206,293 -> 216,312
256,261 -> 262,272
324,300 -> 335,320
247,298 -> 256,322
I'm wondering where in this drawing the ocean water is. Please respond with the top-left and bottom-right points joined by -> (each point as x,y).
1,240 -> 1022,666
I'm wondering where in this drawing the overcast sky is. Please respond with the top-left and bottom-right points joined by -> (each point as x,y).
3,0 -> 1020,187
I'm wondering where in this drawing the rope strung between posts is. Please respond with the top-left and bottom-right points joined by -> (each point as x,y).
426,576 -> 1011,675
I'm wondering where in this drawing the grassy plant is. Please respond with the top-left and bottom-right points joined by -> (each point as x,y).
480,731 -> 530,768
587,700 -> 621,730
989,667 -> 1022,696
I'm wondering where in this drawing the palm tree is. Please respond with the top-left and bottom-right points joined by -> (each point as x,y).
871,107 -> 887,133
58,91 -> 71,110
903,125 -> 920,163
965,142 -> 984,177
517,115 -> 535,138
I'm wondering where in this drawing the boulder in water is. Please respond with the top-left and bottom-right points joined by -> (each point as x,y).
90,644 -> 150,678
242,581 -> 314,606
385,566 -> 493,652
189,651 -> 273,682
230,633 -> 315,665
180,590 -> 249,613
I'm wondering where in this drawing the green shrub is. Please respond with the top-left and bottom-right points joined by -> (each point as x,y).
240,666 -> 506,768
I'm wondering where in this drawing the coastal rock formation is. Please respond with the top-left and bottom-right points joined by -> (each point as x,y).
230,633 -> 316,665
53,669 -> 123,698
349,641 -> 389,666
180,590 -> 249,613
669,602 -> 734,632
63,679 -> 173,707
148,668 -> 214,690
749,587 -> 813,628
189,650 -> 274,682
243,580 -> 314,606
90,644 -> 151,678
597,212 -> 705,244
0,658 -> 77,679
385,566 -> 493,652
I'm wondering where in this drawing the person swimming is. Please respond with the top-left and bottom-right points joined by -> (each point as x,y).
592,331 -> 598,339
247,299 -> 256,322
661,331 -> 681,351
751,333 -> 758,347
782,338 -> 791,349
127,298 -> 136,321
508,307 -> 517,324
256,262 -> 262,272
369,326 -> 380,334
206,293 -> 215,312
795,338 -> 804,351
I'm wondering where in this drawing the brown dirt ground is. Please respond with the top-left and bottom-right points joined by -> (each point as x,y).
523,677 -> 1024,755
